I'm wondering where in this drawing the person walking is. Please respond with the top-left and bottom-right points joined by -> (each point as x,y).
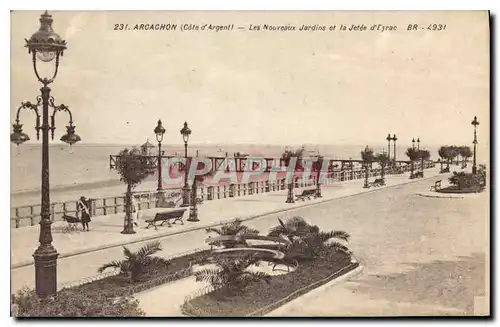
77,196 -> 91,231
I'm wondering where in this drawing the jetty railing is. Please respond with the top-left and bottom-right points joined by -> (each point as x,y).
10,161 -> 434,228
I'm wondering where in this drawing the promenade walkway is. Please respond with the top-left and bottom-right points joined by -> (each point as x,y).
11,167 -> 446,295
12,168 -> 441,268
132,166 -> 487,317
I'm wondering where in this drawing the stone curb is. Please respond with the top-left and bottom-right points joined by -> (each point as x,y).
246,259 -> 363,317
11,172 -> 439,270
416,191 -> 481,199
264,263 -> 364,317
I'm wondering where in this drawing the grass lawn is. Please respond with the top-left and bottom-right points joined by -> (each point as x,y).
182,251 -> 357,317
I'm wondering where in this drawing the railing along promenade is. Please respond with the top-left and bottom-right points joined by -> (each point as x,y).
10,161 -> 434,228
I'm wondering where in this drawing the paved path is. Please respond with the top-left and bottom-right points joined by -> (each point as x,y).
126,167 -> 487,317
266,175 -> 488,316
11,168 -> 441,293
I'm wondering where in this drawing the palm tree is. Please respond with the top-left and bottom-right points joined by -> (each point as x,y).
98,241 -> 169,282
375,152 -> 389,184
360,146 -> 375,188
405,147 -> 419,178
206,219 -> 260,248
268,217 -> 351,260
114,148 -> 155,234
193,254 -> 271,295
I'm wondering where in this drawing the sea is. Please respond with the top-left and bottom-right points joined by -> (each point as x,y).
10,142 -> 447,207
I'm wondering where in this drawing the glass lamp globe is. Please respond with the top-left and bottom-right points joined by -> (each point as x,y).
36,50 -> 56,62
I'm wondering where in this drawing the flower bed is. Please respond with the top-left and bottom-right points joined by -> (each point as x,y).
437,185 -> 485,194
67,249 -> 211,298
181,251 -> 358,317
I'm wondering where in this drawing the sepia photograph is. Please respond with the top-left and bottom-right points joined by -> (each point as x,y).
9,10 -> 490,318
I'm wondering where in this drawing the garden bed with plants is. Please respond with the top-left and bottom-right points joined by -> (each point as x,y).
436,185 -> 485,194
181,217 -> 358,317
13,216 -> 356,317
12,243 -> 211,317
69,248 -> 211,297
182,251 -> 357,317
436,169 -> 486,194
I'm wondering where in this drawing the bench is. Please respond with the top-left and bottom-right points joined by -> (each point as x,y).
440,167 -> 450,173
413,171 -> 424,178
62,214 -> 81,233
430,180 -> 442,192
145,209 -> 186,230
295,189 -> 317,201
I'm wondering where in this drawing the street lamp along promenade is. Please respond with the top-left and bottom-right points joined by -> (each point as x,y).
180,121 -> 192,207
10,11 -> 81,298
154,119 -> 166,205
471,116 -> 479,174
386,133 -> 392,165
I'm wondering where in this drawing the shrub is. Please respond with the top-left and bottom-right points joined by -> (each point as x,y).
12,287 -> 145,317
268,217 -> 351,261
98,240 -> 170,282
193,254 -> 271,296
206,219 -> 260,248
449,171 -> 484,190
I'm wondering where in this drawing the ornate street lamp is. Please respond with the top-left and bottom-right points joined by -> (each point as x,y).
472,116 -> 479,174
391,134 -> 397,162
11,11 -> 80,298
154,120 -> 166,205
412,138 -> 416,150
180,121 -> 192,207
386,133 -> 392,165
417,138 -> 420,151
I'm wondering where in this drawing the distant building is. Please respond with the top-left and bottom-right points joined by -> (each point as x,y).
140,139 -> 155,155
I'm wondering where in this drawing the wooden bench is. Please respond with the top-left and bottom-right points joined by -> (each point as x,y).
295,189 -> 317,201
145,209 -> 186,230
413,171 -> 424,178
371,178 -> 385,187
430,180 -> 442,191
440,167 -> 450,173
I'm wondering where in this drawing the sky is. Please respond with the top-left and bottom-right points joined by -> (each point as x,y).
10,11 -> 490,149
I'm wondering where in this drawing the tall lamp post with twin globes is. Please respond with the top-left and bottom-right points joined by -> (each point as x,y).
386,134 -> 392,165
10,11 -> 81,298
154,120 -> 166,205
472,116 -> 480,174
391,134 -> 397,163
180,121 -> 192,207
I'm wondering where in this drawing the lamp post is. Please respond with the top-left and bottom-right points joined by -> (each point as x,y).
180,121 -> 192,207
412,138 -> 415,150
472,116 -> 479,174
417,138 -> 420,151
154,120 -> 166,205
11,11 -> 80,298
392,134 -> 397,162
